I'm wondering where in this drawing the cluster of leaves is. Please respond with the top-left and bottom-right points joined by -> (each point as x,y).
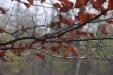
0,0 -> 113,61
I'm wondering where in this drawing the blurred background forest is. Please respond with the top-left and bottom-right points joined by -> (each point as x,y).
0,0 -> 113,75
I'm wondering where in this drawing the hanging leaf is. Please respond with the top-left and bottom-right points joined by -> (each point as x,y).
70,30 -> 77,37
74,0 -> 88,8
63,54 -> 70,59
81,32 -> 87,38
0,51 -> 5,57
28,0 -> 34,5
15,49 -> 23,56
89,33 -> 95,39
74,1 -> 82,8
108,0 -> 113,10
53,3 -> 61,8
0,7 -> 7,14
0,27 -> 3,33
100,25 -> 109,35
63,46 -> 69,51
56,22 -> 61,28
56,42 -> 62,48
92,0 -> 106,10
89,14 -> 97,19
108,20 -> 113,24
61,17 -> 74,27
41,0 -> 46,3
36,53 -> 45,60
68,46 -> 75,52
60,6 -> 68,12
51,47 -> 58,53
50,22 -> 56,28
78,13 -> 89,24
62,0 -> 73,9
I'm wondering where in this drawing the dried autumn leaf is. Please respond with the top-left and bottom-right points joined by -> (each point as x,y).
53,3 -> 61,8
89,14 -> 97,19
50,22 -> 56,28
73,53 -> 78,57
0,51 -> 5,57
62,18 -> 74,27
68,46 -> 77,53
100,25 -> 109,35
74,0 -> 88,8
108,20 -> 113,24
82,0 -> 88,6
78,13 -> 89,24
62,0 -> 73,9
56,22 -> 61,28
0,27 -> 3,33
60,6 -> 68,12
70,30 -> 77,37
41,0 -> 46,3
108,0 -> 113,10
63,54 -> 70,59
36,53 -> 45,60
74,1 -> 82,8
27,0 -> 34,5
93,0 -> 106,10
59,15 -> 63,22
81,32 -> 87,38
56,42 -> 62,48
63,46 -> 69,51
51,47 -> 58,53
0,7 -> 7,14
89,33 -> 95,39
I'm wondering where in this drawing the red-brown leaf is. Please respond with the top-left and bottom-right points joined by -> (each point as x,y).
63,54 -> 70,59
53,3 -> 61,8
0,7 -> 7,14
78,13 -> 89,24
28,0 -> 34,5
23,3 -> 31,8
36,53 -> 45,60
100,25 -> 109,35
50,22 -> 56,28
108,0 -> 113,10
0,51 -> 5,57
41,0 -> 46,3
89,33 -> 95,39
0,27 -> 3,33
51,47 -> 58,53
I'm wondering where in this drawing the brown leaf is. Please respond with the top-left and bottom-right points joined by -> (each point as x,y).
108,0 -> 113,10
63,54 -> 70,59
100,25 -> 109,35
0,7 -> 7,14
36,53 -> 45,60
89,33 -> 95,39
28,0 -> 34,5
78,13 -> 89,24
53,3 -> 61,8
41,0 -> 46,3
